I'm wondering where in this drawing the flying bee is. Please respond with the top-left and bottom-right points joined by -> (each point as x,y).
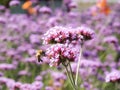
36,50 -> 45,62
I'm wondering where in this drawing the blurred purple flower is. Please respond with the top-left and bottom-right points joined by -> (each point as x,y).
69,2 -> 77,9
75,26 -> 95,40
0,77 -> 8,84
32,81 -> 43,90
53,81 -> 62,87
29,34 -> 40,44
9,0 -> 20,6
45,86 -> 54,90
105,70 -> 120,82
80,59 -> 102,68
0,5 -> 6,11
51,71 -> 66,81
20,83 -> 31,90
103,36 -> 118,44
35,75 -> 42,81
39,6 -> 52,14
0,63 -> 16,70
0,17 -> 6,24
18,70 -> 31,76
14,82 -> 22,90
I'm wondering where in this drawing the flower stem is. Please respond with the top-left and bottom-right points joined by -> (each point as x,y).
75,45 -> 83,86
68,60 -> 78,90
68,60 -> 75,85
62,62 -> 76,90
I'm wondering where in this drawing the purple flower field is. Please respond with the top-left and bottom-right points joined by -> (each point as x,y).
0,0 -> 120,90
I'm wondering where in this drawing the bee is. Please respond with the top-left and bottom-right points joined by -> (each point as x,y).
36,50 -> 44,62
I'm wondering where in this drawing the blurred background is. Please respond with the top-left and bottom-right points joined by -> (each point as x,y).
0,0 -> 120,90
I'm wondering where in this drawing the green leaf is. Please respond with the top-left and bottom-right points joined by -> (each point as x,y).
103,83 -> 116,90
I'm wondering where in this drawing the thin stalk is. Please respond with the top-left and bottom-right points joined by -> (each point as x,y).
75,46 -> 83,86
62,62 -> 76,90
68,60 -> 75,86
68,60 -> 78,90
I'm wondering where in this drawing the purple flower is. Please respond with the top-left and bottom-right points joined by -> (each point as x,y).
75,26 -> 95,40
28,49 -> 35,56
14,82 -> 22,90
53,81 -> 62,87
29,34 -> 40,44
20,83 -> 31,90
18,70 -> 31,76
0,17 -> 6,24
32,81 -> 43,89
9,0 -> 20,6
0,77 -> 8,84
45,86 -> 54,90
6,79 -> 15,90
80,59 -> 102,68
46,44 -> 78,67
63,0 -> 71,4
105,70 -> 120,82
103,36 -> 118,44
43,26 -> 69,44
51,71 -> 66,81
35,75 -> 42,81
39,6 -> 52,14
43,26 -> 95,44
0,63 -> 16,70
69,2 -> 77,9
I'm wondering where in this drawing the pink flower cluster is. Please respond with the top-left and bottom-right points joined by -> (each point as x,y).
75,26 -> 95,40
46,44 -> 78,67
43,26 -> 95,44
105,70 -> 120,82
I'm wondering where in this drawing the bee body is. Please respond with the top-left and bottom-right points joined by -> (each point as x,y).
36,50 -> 43,62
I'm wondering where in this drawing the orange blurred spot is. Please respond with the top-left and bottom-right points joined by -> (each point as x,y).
98,0 -> 111,14
97,0 -> 107,9
22,1 -> 32,10
92,11 -> 97,16
22,1 -> 37,15
28,7 -> 36,15
100,6 -> 111,15
92,0 -> 111,15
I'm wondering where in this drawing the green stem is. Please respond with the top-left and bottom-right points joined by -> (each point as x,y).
62,62 -> 76,90
75,46 -> 83,86
68,60 -> 75,86
68,60 -> 78,90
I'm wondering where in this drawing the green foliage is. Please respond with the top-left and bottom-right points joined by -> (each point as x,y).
0,0 -> 10,8
102,83 -> 116,90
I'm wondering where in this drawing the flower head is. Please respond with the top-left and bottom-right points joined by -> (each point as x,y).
105,70 -> 120,82
43,26 -> 95,44
46,44 -> 78,67
43,26 -> 69,44
9,0 -> 20,6
75,26 -> 95,40
39,6 -> 52,14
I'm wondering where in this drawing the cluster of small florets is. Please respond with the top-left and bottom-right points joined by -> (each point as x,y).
40,26 -> 95,67
43,26 -> 95,44
75,26 -> 95,40
46,44 -> 78,67
43,26 -> 72,44
105,70 -> 120,83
